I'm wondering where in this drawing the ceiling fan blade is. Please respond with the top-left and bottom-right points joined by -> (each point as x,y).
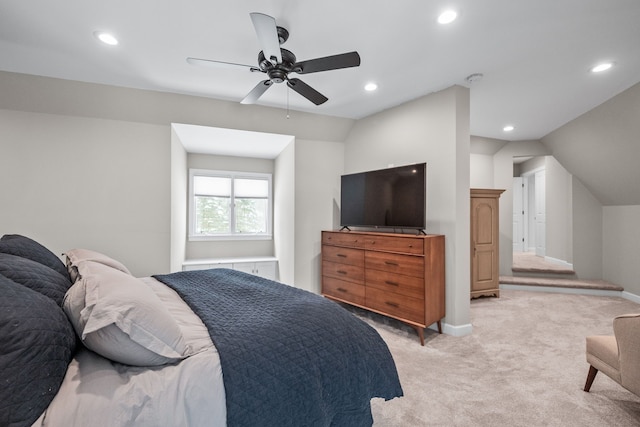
186,57 -> 258,72
250,12 -> 282,64
286,78 -> 328,105
241,80 -> 273,104
294,51 -> 361,74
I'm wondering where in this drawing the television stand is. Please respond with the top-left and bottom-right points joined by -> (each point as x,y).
321,230 -> 445,345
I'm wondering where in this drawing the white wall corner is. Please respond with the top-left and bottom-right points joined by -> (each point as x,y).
439,322 -> 473,337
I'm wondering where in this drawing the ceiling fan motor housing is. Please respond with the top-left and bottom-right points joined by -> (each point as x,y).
258,48 -> 297,83
276,26 -> 289,44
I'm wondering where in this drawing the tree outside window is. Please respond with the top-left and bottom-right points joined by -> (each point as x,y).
190,170 -> 272,240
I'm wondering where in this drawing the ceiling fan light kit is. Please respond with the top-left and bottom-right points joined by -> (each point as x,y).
188,12 -> 361,106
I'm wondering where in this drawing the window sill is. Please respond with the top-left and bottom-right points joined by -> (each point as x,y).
188,234 -> 273,242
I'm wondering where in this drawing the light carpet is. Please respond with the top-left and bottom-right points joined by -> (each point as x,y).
511,252 -> 574,274
359,289 -> 640,426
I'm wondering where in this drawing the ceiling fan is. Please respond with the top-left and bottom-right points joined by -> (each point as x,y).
187,12 -> 361,106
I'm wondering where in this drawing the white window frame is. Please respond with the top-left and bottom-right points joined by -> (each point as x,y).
188,168 -> 273,241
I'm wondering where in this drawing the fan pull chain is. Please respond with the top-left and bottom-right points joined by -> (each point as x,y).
286,86 -> 290,119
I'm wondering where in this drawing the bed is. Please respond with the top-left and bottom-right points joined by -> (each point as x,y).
0,234 -> 403,427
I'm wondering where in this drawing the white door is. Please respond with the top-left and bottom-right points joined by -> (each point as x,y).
534,170 -> 546,257
512,177 -> 524,252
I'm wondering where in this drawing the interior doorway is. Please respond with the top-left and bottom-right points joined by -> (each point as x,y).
513,156 -> 546,256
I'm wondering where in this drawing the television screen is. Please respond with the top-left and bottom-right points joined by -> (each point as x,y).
340,163 -> 426,230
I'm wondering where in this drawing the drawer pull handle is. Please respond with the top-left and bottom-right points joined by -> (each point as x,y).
337,270 -> 348,275
385,261 -> 399,266
337,253 -> 347,258
385,280 -> 399,286
337,287 -> 348,293
385,301 -> 399,308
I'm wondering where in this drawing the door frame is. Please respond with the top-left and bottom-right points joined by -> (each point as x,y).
520,167 -> 544,253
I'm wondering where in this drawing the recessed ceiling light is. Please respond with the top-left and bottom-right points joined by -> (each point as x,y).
590,62 -> 613,73
438,10 -> 458,24
503,125 -> 515,132
364,82 -> 378,92
94,31 -> 118,46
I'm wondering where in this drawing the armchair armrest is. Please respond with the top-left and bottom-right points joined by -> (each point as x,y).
613,313 -> 640,396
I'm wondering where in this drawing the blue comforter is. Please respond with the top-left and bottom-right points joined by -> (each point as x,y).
153,269 -> 402,427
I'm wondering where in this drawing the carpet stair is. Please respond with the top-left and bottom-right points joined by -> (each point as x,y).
510,269 -> 578,280
500,275 -> 624,292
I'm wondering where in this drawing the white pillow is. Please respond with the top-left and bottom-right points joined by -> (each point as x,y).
64,248 -> 132,282
63,260 -> 190,366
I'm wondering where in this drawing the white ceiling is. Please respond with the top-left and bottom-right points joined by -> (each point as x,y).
173,123 -> 293,159
1,0 -> 639,142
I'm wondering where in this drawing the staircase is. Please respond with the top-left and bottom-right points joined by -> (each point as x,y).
499,252 -> 623,293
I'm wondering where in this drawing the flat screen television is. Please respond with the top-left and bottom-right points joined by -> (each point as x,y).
340,163 -> 426,231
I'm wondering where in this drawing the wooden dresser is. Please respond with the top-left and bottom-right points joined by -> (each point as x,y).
321,230 -> 445,345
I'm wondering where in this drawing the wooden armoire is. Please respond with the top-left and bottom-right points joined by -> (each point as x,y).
470,188 -> 505,299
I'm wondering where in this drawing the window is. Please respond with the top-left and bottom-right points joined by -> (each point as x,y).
189,169 -> 272,240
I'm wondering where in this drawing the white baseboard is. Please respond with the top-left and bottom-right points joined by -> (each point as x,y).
500,284 -> 640,304
438,322 -> 473,337
500,283 -> 620,297
434,289 -> 639,339
543,255 -> 574,269
622,291 -> 640,304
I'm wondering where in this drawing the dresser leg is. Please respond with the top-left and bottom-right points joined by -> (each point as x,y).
437,320 -> 442,334
410,325 -> 426,346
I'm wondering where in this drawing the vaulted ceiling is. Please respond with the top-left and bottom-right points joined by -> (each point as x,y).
1,0 -> 639,141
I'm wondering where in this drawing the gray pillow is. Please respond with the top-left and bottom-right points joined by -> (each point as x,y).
63,260 -> 190,366
0,234 -> 69,279
0,253 -> 72,306
63,248 -> 132,283
0,275 -> 77,427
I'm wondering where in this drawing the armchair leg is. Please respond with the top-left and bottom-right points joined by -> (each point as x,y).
584,365 -> 599,392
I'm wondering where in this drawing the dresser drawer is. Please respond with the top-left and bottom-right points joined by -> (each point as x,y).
322,277 -> 365,306
366,287 -> 425,324
322,261 -> 364,284
322,245 -> 364,267
364,235 -> 423,254
322,231 -> 365,248
365,251 -> 424,278
365,269 -> 424,299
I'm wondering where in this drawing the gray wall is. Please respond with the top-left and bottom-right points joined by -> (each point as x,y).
545,156 -> 573,264
470,154 -> 494,188
572,177 -> 602,280
0,71 -> 353,278
0,108 -> 171,276
273,141 -> 296,286
343,85 -> 472,333
542,82 -> 640,293
603,206 -> 640,295
293,139 -> 345,293
170,128 -> 188,273
542,81 -> 640,206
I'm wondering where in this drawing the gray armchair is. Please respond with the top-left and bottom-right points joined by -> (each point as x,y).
584,313 -> 640,396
